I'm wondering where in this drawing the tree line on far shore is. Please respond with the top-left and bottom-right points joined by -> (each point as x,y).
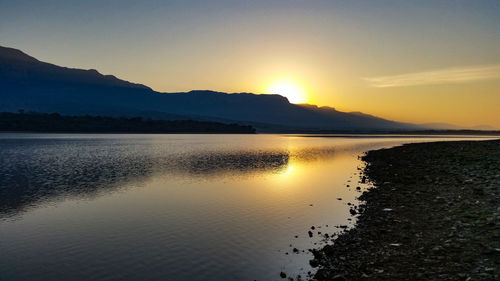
0,111 -> 256,134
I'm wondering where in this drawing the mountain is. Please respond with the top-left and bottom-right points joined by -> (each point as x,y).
419,122 -> 497,131
0,45 -> 420,132
419,123 -> 463,130
469,125 -> 497,131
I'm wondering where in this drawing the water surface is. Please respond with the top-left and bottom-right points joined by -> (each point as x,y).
0,134 -> 493,280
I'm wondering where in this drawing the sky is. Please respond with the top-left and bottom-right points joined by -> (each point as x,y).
1,0 -> 499,128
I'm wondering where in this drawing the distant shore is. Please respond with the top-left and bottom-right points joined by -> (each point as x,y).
0,112 -> 256,134
289,130 -> 500,136
311,140 -> 500,280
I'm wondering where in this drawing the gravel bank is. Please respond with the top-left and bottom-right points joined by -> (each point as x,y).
311,140 -> 500,280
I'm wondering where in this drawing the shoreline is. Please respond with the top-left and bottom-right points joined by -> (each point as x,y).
310,140 -> 500,280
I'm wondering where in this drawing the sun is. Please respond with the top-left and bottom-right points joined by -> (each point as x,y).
266,79 -> 307,104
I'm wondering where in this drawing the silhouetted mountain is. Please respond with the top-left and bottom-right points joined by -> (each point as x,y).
469,125 -> 497,131
419,122 -> 498,131
0,45 -> 421,132
419,122 -> 462,130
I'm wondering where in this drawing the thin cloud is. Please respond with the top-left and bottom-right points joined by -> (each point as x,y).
365,64 -> 500,88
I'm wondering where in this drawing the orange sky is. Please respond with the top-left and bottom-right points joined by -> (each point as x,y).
2,0 -> 499,128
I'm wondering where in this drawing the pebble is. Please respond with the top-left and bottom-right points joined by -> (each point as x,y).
309,259 -> 319,267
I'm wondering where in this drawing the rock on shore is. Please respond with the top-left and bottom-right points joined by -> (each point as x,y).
311,140 -> 500,280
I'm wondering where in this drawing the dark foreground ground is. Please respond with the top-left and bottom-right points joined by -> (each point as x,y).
311,140 -> 500,280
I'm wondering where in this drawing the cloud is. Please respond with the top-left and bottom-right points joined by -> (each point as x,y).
364,64 -> 500,88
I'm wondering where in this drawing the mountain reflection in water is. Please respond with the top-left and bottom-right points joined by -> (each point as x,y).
0,135 -> 340,217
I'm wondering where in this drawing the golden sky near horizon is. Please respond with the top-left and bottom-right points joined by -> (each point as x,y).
1,0 -> 499,128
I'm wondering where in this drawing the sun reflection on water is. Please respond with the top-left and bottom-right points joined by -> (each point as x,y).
275,162 -> 297,180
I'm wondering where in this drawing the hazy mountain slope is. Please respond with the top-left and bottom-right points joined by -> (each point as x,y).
0,45 -> 420,131
419,122 -> 497,131
419,123 -> 463,130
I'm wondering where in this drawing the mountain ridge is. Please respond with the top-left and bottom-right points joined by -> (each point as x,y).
418,122 -> 497,131
1,45 -> 422,132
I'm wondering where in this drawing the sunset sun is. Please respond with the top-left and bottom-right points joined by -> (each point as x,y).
266,79 -> 307,104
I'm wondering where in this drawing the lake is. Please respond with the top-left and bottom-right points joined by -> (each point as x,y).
0,134 -> 493,281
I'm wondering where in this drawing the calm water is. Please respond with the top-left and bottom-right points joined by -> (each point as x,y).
0,134 -> 493,281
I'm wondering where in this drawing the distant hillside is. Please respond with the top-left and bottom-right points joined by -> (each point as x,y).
0,45 -> 421,132
419,122 -> 497,131
0,112 -> 255,133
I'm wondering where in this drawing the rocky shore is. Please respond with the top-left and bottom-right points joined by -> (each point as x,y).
311,140 -> 500,280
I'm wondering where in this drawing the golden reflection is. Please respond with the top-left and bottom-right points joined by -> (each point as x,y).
276,162 -> 296,179
269,160 -> 309,189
